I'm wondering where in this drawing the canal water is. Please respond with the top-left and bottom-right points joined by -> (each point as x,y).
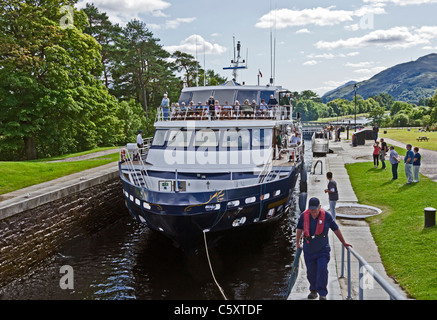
1,142 -> 313,300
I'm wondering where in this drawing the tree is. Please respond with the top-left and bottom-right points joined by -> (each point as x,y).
171,50 -> 200,87
110,19 -> 179,113
0,0 -> 124,160
82,3 -> 123,88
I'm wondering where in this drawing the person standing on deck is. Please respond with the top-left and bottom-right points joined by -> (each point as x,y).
296,197 -> 352,300
161,93 -> 170,120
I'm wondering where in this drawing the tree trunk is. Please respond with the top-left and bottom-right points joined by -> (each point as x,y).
24,136 -> 37,160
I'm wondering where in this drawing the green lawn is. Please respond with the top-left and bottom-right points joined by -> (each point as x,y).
0,152 -> 119,195
380,129 -> 437,151
346,159 -> 437,299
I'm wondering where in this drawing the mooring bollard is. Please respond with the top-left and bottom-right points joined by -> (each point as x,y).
424,207 -> 436,228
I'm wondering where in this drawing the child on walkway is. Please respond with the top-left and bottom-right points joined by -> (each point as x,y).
373,141 -> 381,168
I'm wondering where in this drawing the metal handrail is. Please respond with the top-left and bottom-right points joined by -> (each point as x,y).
155,105 -> 294,122
340,244 -> 406,300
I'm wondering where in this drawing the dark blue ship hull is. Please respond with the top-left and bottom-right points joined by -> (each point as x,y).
120,164 -> 302,252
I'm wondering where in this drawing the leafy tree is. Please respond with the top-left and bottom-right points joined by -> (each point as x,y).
370,92 -> 394,110
82,3 -> 123,88
171,50 -> 201,87
0,0 -> 124,160
110,19 -> 179,113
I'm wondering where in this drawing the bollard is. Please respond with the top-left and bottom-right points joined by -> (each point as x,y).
424,207 -> 436,228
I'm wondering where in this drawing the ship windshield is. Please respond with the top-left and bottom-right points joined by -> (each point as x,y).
194,129 -> 219,147
221,129 -> 250,149
252,129 -> 273,148
167,130 -> 193,147
152,130 -> 167,146
236,90 -> 257,104
191,90 -> 213,104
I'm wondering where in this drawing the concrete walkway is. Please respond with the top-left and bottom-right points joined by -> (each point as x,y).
288,135 -> 409,300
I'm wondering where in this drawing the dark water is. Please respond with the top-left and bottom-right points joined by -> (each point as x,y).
1,142 -> 312,300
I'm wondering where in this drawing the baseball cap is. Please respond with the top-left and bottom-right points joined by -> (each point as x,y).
308,197 -> 320,210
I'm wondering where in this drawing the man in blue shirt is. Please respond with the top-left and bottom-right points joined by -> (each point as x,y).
296,197 -> 352,300
404,144 -> 414,184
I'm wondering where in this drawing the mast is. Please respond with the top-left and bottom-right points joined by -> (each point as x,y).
223,37 -> 247,83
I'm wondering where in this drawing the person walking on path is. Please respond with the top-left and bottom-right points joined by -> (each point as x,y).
413,147 -> 422,183
324,172 -> 339,220
404,144 -> 414,184
389,146 -> 400,180
373,141 -> 381,168
380,138 -> 388,169
295,197 -> 352,300
372,123 -> 379,142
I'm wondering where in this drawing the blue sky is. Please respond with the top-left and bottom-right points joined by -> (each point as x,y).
77,0 -> 437,96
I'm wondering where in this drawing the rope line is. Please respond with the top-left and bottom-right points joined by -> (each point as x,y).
203,230 -> 228,300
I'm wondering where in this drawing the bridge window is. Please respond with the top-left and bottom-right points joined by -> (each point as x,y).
221,129 -> 250,148
195,129 -> 219,147
252,129 -> 273,148
152,130 -> 167,146
167,130 -> 193,148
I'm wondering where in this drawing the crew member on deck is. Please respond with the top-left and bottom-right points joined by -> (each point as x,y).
295,197 -> 352,300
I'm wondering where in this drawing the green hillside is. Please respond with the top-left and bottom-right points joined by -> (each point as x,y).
322,53 -> 437,103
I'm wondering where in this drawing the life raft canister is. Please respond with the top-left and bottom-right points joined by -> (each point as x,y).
303,208 -> 326,243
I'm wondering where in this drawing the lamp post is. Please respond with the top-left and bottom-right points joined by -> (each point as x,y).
354,83 -> 357,132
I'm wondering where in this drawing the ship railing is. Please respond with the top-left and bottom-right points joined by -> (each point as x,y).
120,138 -> 153,188
156,105 -> 294,122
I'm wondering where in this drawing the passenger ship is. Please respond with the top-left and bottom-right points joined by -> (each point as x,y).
118,48 -> 305,252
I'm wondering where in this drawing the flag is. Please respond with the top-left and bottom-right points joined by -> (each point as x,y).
259,70 -> 262,77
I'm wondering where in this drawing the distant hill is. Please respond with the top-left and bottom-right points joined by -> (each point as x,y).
322,53 -> 437,103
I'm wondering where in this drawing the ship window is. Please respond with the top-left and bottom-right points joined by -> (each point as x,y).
178,91 -> 192,105
213,90 -> 235,106
236,90 -> 258,105
221,129 -> 250,148
245,196 -> 256,204
194,129 -> 219,147
167,130 -> 193,147
152,130 -> 167,146
192,90 -> 213,105
252,129 -> 273,148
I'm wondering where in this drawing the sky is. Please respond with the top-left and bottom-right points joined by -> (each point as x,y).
76,0 -> 437,96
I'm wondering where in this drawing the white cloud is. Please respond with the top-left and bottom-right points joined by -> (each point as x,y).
315,26 -> 437,50
255,5 -> 386,29
255,7 -> 354,29
345,61 -> 375,67
353,66 -> 386,74
163,35 -> 227,56
163,17 -> 196,29
303,60 -> 319,66
296,28 -> 311,34
77,0 -> 171,25
364,0 -> 437,5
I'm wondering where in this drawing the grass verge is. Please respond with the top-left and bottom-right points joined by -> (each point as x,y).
346,158 -> 437,299
0,152 -> 119,195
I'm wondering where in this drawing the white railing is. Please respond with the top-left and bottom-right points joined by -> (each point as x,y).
156,105 -> 294,122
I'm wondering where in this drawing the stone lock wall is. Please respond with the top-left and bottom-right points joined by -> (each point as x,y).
0,174 -> 126,287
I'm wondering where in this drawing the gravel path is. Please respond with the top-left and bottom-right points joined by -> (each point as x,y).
48,148 -> 120,163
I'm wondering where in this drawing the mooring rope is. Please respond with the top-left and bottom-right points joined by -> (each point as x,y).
203,230 -> 228,300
